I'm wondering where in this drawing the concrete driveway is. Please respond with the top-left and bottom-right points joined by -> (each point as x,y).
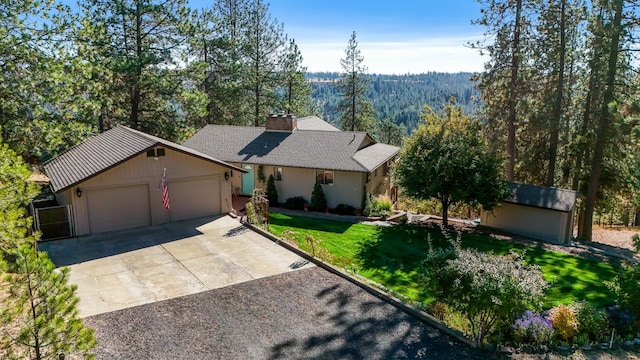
39,215 -> 313,317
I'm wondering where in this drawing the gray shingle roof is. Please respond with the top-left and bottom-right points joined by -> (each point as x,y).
505,182 -> 578,212
353,143 -> 399,170
182,125 -> 400,173
44,126 -> 242,192
296,116 -> 340,131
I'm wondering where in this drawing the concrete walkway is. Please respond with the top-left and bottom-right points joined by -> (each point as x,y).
39,215 -> 313,318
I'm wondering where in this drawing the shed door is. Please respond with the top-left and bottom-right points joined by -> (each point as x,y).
169,177 -> 221,221
87,185 -> 151,234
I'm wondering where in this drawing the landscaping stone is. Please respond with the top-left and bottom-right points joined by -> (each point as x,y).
623,340 -> 634,347
633,338 -> 640,346
581,344 -> 593,351
598,343 -> 610,350
497,345 -> 513,355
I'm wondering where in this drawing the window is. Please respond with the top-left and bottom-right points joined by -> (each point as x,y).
146,148 -> 166,157
316,170 -> 334,185
274,167 -> 283,181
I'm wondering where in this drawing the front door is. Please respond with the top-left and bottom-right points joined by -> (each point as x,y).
241,164 -> 254,195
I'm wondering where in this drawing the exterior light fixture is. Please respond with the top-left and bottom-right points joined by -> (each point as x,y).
76,188 -> 82,197
224,172 -> 230,181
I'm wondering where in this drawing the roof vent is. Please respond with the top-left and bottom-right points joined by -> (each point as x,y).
265,114 -> 297,132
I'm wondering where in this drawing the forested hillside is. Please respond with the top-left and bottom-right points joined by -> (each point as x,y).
308,72 -> 480,132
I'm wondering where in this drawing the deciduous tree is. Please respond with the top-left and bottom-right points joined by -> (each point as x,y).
395,102 -> 506,226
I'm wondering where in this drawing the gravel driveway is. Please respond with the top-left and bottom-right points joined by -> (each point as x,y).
85,267 -> 495,360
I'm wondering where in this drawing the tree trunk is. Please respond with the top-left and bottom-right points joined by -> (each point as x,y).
129,1 -> 143,130
582,0 -> 623,241
546,0 -> 566,187
506,0 -> 523,182
634,206 -> 640,227
441,196 -> 449,226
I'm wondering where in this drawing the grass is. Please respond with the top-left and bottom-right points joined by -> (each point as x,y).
269,212 -> 618,309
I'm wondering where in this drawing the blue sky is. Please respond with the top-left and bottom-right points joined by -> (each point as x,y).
191,0 -> 488,74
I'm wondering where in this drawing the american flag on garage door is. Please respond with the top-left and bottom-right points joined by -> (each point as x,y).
160,168 -> 170,209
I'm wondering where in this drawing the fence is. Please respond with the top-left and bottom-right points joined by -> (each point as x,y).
32,204 -> 73,240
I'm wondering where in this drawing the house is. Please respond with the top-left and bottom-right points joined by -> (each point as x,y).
182,114 -> 400,210
43,126 -> 243,236
480,182 -> 578,244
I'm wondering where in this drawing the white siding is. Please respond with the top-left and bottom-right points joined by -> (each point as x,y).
229,164 -> 365,209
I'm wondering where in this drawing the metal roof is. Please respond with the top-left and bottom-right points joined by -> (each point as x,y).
182,125 -> 400,173
44,126 -> 243,192
505,182 -> 578,212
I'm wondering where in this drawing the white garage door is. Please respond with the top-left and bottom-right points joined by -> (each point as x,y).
87,185 -> 151,234
169,177 -> 221,221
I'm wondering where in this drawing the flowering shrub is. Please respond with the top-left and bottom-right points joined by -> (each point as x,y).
422,230 -> 548,347
512,310 -> 554,345
549,304 -> 579,341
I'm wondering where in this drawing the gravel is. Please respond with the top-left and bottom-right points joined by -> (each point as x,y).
85,267 -> 496,360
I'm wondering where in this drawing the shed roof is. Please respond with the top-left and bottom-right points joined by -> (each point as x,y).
296,116 -> 340,131
182,125 -> 400,173
44,126 -> 242,192
505,182 -> 578,212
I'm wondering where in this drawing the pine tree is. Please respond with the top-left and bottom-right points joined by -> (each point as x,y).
0,143 -> 39,259
336,31 -> 375,132
280,39 -> 316,116
1,245 -> 96,360
242,0 -> 286,126
79,0 -> 193,140
189,1 -> 252,126
373,117 -> 406,146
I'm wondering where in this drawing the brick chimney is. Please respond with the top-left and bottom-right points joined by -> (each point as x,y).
265,114 -> 297,132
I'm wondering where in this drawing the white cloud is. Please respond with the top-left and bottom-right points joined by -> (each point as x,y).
298,36 -> 487,74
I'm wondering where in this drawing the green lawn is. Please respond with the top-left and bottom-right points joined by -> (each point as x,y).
269,212 -> 618,308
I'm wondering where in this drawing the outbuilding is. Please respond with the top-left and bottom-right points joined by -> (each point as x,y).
480,182 -> 578,244
44,126 -> 243,236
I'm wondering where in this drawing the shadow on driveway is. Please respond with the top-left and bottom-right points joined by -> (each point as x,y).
38,215 -> 223,266
85,267 -> 497,360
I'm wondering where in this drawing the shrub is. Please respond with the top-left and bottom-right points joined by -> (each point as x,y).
266,175 -> 278,205
608,261 -> 640,317
377,195 -> 393,212
575,301 -> 609,343
422,231 -> 548,347
512,310 -> 554,346
310,183 -> 327,212
363,194 -> 392,217
549,304 -> 578,341
363,194 -> 377,216
632,234 -> 640,252
330,204 -> 356,216
605,304 -> 635,336
283,196 -> 306,210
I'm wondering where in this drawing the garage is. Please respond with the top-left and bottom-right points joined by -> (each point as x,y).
43,126 -> 244,237
87,185 -> 151,234
169,177 -> 221,221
